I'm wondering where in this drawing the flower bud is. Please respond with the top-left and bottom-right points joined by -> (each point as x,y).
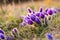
45,8 -> 48,12
39,7 -> 43,12
27,8 -> 32,13
12,28 -> 18,35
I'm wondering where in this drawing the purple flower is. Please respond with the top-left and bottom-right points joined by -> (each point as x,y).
24,16 -> 30,20
39,7 -> 43,12
23,16 -> 30,22
36,12 -> 40,17
40,13 -> 45,18
6,36 -> 14,40
24,16 -> 33,25
46,33 -> 53,40
43,12 -> 48,16
47,9 -> 53,15
21,7 -> 57,26
36,12 -> 45,18
0,29 -> 4,34
29,14 -> 36,21
34,18 -> 40,24
51,8 -> 57,13
0,33 -> 5,39
27,19 -> 33,25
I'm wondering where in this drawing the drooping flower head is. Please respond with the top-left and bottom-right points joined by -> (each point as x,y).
29,14 -> 36,21
36,12 -> 45,19
0,33 -> 5,39
36,12 -> 40,17
23,16 -> 33,25
40,13 -> 45,19
47,9 -> 53,15
51,8 -> 57,13
45,33 -> 53,40
34,17 -> 41,24
39,7 -> 43,12
47,8 -> 57,15
0,29 -> 5,39
27,19 -> 33,25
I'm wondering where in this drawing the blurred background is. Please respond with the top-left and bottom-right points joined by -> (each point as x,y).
0,0 -> 60,16
0,0 -> 60,15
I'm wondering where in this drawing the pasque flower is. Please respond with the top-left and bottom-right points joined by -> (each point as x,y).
0,33 -> 5,39
36,12 -> 40,17
36,12 -> 45,19
51,8 -> 56,13
34,17 -> 40,24
46,33 -> 53,40
0,29 -> 5,39
40,13 -> 45,18
29,14 -> 36,21
47,9 -> 53,15
27,19 -> 33,25
0,29 -> 4,34
21,7 -> 57,26
44,8 -> 57,16
23,16 -> 33,25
